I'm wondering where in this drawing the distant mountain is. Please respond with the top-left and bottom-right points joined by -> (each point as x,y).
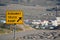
0,0 -> 60,20
0,0 -> 58,6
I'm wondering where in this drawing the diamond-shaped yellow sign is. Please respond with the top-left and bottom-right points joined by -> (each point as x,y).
6,10 -> 23,24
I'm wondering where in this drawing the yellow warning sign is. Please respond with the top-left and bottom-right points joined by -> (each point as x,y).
6,10 -> 23,24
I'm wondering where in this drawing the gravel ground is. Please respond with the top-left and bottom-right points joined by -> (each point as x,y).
14,30 -> 60,40
0,30 -> 60,40
17,30 -> 60,40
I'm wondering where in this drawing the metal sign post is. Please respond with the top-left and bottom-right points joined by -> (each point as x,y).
13,24 -> 16,40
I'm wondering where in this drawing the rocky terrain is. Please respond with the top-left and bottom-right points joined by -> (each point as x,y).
15,30 -> 60,40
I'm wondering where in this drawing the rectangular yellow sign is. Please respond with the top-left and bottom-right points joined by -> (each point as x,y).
6,10 -> 23,24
